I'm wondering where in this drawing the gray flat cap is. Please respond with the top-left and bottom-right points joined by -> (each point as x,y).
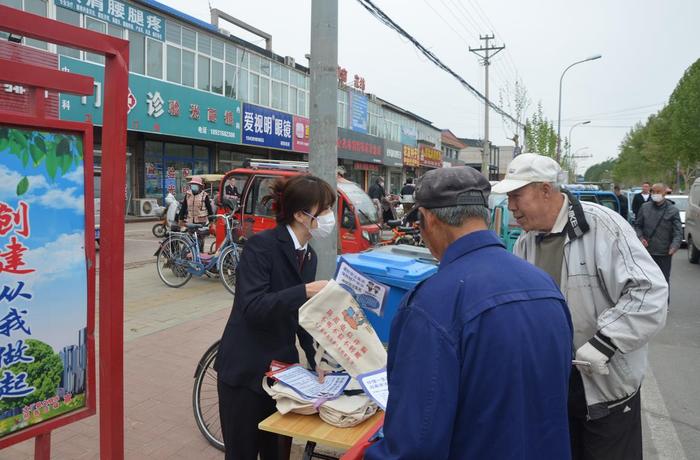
414,167 -> 490,209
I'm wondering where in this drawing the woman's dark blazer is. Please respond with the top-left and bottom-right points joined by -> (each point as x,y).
215,225 -> 317,392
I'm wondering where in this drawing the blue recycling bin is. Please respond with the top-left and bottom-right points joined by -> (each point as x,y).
339,250 -> 438,342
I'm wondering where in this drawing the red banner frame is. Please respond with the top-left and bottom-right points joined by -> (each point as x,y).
0,5 -> 129,459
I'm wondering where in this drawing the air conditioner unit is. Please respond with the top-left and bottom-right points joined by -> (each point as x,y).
284,56 -> 295,67
133,198 -> 159,217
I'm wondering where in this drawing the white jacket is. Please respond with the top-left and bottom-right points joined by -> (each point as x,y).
514,194 -> 667,419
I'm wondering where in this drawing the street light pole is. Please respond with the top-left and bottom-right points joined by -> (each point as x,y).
567,120 -> 591,157
556,55 -> 601,163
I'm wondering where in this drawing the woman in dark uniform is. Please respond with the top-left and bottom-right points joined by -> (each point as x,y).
215,175 -> 336,460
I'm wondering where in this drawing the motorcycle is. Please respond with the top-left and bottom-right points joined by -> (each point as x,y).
152,193 -> 180,238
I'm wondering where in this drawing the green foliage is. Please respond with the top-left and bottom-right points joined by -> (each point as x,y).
0,127 -> 83,195
524,102 -> 577,179
0,339 -> 64,412
584,159 -> 617,183
614,59 -> 700,190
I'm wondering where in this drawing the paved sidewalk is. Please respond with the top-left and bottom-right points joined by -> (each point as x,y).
0,307 -> 230,460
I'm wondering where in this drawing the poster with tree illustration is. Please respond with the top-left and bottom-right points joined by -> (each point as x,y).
0,125 -> 88,438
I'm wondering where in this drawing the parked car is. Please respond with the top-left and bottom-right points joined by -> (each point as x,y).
562,184 -> 620,213
214,160 -> 382,254
685,178 -> 700,263
666,194 -> 688,246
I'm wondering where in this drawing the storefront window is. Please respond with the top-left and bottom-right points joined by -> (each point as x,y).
85,17 -> 106,64
144,142 -> 163,200
167,45 -> 181,83
198,56 -> 210,91
182,50 -> 195,87
147,38 -> 163,79
24,0 -> 47,49
212,60 -> 224,95
130,31 -> 146,75
56,6 -> 80,58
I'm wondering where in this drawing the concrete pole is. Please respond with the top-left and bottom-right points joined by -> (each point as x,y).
309,0 -> 338,279
482,47 -> 490,178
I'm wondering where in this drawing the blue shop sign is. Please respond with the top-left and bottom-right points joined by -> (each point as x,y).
350,92 -> 368,134
241,104 -> 293,151
58,56 -> 242,144
55,0 -> 165,41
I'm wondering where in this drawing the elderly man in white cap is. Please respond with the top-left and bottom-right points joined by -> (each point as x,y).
493,153 -> 668,460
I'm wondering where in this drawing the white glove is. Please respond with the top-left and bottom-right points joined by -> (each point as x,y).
575,342 -> 610,376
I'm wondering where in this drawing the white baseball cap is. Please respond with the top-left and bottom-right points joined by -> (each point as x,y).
491,153 -> 563,194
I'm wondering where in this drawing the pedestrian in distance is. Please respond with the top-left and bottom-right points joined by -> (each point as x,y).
494,153 -> 668,460
365,167 -> 574,459
634,183 -> 682,292
178,176 -> 213,252
400,177 -> 416,195
613,185 -> 628,221
214,175 -> 336,460
631,181 -> 652,217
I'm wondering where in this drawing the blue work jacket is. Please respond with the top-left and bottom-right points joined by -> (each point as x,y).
365,230 -> 572,459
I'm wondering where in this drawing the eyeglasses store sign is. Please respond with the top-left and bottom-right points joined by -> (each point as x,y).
55,0 -> 165,41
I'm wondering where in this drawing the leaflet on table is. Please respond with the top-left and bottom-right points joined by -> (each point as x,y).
334,260 -> 389,317
357,368 -> 389,410
268,364 -> 350,401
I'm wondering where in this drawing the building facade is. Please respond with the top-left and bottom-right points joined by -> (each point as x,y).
1,0 -> 460,211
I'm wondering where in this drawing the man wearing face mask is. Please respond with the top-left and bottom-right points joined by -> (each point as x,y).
178,176 -> 213,251
635,183 -> 683,290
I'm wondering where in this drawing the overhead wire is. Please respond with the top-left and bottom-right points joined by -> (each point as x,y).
354,0 -> 521,127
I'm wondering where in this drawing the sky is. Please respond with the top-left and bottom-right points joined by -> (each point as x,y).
1,129 -> 88,353
104,1 -> 700,174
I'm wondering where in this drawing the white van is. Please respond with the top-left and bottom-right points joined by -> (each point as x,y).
686,178 -> 700,263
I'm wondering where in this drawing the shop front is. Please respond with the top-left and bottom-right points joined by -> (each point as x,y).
403,145 -> 420,184
419,145 -> 443,175
58,55 -> 242,205
383,140 -> 404,195
337,128 -> 383,190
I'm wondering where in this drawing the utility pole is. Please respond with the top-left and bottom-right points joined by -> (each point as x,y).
309,0 -> 338,279
470,34 -> 504,179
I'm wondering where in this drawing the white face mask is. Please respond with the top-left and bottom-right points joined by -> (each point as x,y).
651,194 -> 664,203
305,211 -> 335,239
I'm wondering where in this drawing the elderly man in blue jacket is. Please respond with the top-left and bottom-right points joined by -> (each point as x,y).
365,167 -> 573,459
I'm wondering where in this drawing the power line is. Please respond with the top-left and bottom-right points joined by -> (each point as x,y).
354,0 -> 521,127
561,102 -> 665,122
421,0 -> 471,46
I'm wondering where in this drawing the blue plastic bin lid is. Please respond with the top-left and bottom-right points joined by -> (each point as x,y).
339,250 -> 438,290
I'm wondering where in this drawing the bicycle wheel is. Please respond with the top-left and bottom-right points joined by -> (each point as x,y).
218,245 -> 239,295
192,343 -> 224,451
156,236 -> 194,288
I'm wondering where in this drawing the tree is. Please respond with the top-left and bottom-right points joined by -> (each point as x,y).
0,339 -> 64,412
0,126 -> 83,196
524,102 -> 577,179
614,58 -> 700,190
498,78 -> 531,149
584,159 -> 617,183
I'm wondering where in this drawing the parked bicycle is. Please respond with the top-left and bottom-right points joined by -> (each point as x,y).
192,340 -> 224,451
155,198 -> 241,294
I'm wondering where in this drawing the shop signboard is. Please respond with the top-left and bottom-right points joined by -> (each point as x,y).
241,104 -> 293,151
292,116 -> 310,154
58,56 -> 242,145
55,0 -> 165,41
0,124 -> 92,439
350,92 -> 368,134
383,140 -> 403,168
400,125 -> 417,147
402,145 -> 420,168
337,128 -> 382,164
420,145 -> 443,168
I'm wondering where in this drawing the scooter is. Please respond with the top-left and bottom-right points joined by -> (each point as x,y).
152,193 -> 180,238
